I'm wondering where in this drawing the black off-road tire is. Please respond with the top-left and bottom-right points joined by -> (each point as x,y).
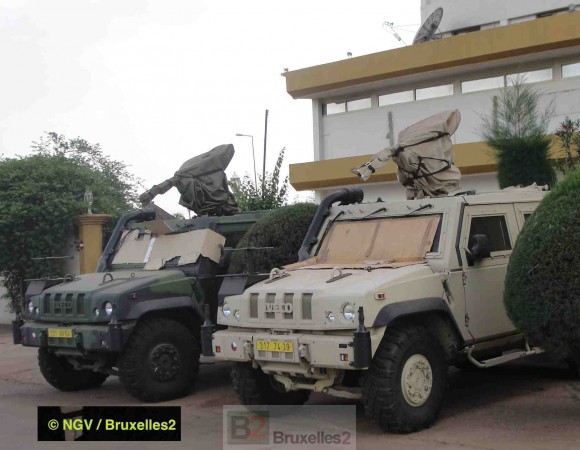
363,324 -> 448,433
119,318 -> 199,402
232,362 -> 310,406
38,348 -> 109,391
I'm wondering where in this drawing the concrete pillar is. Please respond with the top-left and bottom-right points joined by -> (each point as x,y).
75,214 -> 111,274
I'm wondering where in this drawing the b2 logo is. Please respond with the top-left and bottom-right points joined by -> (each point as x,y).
226,411 -> 269,445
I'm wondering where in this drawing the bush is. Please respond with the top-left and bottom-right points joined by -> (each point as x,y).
493,136 -> 556,188
481,76 -> 556,188
228,203 -> 317,274
504,169 -> 580,358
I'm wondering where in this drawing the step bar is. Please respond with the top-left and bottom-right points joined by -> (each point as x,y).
465,342 -> 544,369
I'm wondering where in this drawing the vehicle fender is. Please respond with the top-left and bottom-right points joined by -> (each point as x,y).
372,297 -> 463,339
125,296 -> 204,321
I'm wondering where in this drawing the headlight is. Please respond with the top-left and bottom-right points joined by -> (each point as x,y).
342,304 -> 355,321
104,302 -> 113,316
234,310 -> 240,321
93,307 -> 100,317
222,303 -> 231,318
34,307 -> 39,315
326,311 -> 335,322
27,302 -> 34,314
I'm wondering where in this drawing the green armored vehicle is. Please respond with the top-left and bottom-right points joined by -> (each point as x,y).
13,145 -> 266,402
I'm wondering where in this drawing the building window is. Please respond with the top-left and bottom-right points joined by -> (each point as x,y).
507,68 -> 552,85
323,102 -> 345,115
378,90 -> 414,106
562,62 -> 580,79
346,98 -> 371,111
416,83 -> 454,101
461,75 -> 504,93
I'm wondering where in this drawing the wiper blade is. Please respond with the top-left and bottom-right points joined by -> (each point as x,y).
404,204 -> 433,216
362,207 -> 387,219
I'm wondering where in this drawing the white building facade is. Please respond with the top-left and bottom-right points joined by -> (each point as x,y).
284,1 -> 580,201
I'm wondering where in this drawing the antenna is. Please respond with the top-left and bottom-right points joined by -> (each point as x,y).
413,7 -> 443,44
383,21 -> 408,46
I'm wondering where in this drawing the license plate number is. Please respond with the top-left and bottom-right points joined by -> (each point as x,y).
255,340 -> 293,353
48,328 -> 73,338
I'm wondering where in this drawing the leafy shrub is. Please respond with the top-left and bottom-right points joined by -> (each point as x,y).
504,169 -> 580,358
228,203 -> 317,274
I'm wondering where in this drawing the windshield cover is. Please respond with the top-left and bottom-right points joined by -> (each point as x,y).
287,215 -> 440,270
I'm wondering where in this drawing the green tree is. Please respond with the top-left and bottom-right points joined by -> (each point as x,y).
504,168 -> 580,361
231,148 -> 289,211
481,77 -> 556,188
228,202 -> 317,274
554,116 -> 580,173
0,133 -> 140,313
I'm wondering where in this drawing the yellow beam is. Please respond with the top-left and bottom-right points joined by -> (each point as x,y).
289,140 -> 566,191
283,12 -> 580,99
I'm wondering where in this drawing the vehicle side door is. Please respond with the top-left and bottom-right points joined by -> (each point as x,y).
460,204 -> 519,340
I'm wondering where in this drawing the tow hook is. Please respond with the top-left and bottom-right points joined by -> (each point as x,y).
350,307 -> 372,369
201,304 -> 215,357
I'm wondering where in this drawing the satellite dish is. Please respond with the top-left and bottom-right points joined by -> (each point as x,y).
413,7 -> 443,44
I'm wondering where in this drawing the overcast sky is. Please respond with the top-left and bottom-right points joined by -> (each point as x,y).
1,0 -> 420,214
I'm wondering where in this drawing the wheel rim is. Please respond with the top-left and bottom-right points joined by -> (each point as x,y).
401,353 -> 433,407
148,344 -> 182,381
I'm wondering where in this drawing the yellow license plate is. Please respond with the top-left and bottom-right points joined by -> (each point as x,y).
255,340 -> 294,353
48,328 -> 73,338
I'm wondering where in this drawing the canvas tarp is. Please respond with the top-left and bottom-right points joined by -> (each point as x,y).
139,144 -> 240,216
111,228 -> 225,269
352,110 -> 462,199
285,215 -> 440,270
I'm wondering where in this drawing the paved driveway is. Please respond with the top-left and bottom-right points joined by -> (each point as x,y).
0,326 -> 579,449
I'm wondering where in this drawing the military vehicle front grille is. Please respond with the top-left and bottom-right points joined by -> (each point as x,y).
76,294 -> 86,316
43,294 -> 51,314
301,294 -> 312,320
250,294 -> 259,318
283,293 -> 294,320
42,292 -> 87,317
53,294 -> 62,315
258,292 -> 313,321
265,294 -> 275,319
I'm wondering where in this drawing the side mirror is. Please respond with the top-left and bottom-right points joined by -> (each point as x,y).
465,234 -> 491,265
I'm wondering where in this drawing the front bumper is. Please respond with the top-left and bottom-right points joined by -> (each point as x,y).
15,320 -> 135,352
212,327 -> 382,371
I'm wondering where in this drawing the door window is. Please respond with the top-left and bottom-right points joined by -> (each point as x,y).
469,215 -> 512,252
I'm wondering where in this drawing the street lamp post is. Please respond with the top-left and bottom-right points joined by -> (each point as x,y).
235,133 -> 258,190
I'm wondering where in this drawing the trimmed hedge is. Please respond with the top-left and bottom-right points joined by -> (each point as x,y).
228,203 -> 317,274
493,136 -> 556,189
504,169 -> 580,358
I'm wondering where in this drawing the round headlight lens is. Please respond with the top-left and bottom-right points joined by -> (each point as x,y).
27,302 -> 34,314
93,307 -> 100,317
104,302 -> 113,316
234,310 -> 240,321
222,303 -> 231,317
326,311 -> 335,322
343,304 -> 355,321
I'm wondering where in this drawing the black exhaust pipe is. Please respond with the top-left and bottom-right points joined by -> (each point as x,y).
298,188 -> 363,261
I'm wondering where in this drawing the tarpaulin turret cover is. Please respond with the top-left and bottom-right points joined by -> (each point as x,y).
352,110 -> 462,199
139,144 -> 240,216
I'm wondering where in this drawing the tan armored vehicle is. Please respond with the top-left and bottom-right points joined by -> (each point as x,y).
208,111 -> 547,432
